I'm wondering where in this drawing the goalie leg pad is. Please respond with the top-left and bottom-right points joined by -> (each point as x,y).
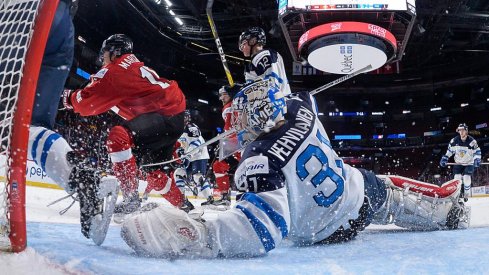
372,176 -> 463,230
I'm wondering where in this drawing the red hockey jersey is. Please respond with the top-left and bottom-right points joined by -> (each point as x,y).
70,54 -> 185,120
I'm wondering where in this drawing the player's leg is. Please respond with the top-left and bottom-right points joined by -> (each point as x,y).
453,165 -> 465,200
126,112 -> 190,210
462,165 -> 474,201
212,156 -> 238,206
191,159 -> 214,206
31,0 -> 73,129
371,175 -> 469,230
106,125 -> 141,214
29,126 -> 117,240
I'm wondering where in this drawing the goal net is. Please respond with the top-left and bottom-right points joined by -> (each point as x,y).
0,0 -> 59,252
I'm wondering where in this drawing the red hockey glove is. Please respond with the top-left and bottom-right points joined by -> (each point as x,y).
62,89 -> 74,110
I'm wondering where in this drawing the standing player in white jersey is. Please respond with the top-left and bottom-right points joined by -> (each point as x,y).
120,80 -> 469,258
239,27 -> 291,96
440,123 -> 482,201
176,111 -> 214,206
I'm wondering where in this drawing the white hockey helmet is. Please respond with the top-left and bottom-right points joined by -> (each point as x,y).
232,79 -> 287,147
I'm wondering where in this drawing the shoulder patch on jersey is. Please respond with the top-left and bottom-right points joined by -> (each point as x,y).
94,68 -> 108,79
252,50 -> 271,67
244,155 -> 269,175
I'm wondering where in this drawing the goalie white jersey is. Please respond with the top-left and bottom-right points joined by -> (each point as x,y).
245,49 -> 291,96
201,92 -> 365,256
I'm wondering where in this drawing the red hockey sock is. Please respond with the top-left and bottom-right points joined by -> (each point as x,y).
112,156 -> 139,197
146,170 -> 183,207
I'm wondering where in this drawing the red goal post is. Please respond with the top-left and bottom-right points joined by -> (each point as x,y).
0,0 -> 59,252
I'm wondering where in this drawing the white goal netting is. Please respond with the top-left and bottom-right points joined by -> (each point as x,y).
0,0 -> 42,250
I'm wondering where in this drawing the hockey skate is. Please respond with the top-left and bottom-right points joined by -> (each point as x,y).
180,198 -> 195,213
68,167 -> 119,245
213,192 -> 231,207
201,195 -> 215,206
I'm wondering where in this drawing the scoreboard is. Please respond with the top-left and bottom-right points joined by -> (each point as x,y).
278,0 -> 414,15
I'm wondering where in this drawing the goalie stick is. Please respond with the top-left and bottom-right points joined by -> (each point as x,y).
447,162 -> 489,166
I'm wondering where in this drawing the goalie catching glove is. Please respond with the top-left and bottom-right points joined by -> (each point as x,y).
121,206 -> 215,258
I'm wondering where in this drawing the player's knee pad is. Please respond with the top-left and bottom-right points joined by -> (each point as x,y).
107,126 -> 134,154
28,126 -> 73,191
454,174 -> 462,181
462,175 -> 471,188
372,176 -> 461,230
212,160 -> 230,175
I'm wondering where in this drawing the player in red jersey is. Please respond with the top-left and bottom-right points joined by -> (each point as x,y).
63,34 -> 187,214
212,84 -> 242,206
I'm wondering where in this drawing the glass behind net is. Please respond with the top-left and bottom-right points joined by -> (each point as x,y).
0,0 -> 41,250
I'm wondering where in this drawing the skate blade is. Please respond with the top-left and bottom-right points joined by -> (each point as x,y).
459,205 -> 471,229
89,177 -> 119,246
113,202 -> 160,224
200,204 -> 230,211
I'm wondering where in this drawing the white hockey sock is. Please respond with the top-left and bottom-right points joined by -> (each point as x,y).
28,126 -> 73,192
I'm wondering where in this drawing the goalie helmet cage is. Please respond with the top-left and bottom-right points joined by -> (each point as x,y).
0,0 -> 60,252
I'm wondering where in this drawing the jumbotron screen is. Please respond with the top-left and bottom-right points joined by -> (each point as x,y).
278,0 -> 412,15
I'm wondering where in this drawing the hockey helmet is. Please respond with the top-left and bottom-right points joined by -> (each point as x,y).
238,27 -> 266,51
456,123 -> 468,132
231,79 -> 286,147
100,34 -> 133,59
184,109 -> 191,124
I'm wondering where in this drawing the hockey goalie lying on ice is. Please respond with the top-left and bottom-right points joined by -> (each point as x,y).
120,80 -> 470,258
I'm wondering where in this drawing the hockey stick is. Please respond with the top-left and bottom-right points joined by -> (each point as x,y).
310,64 -> 373,96
206,0 -> 234,87
141,128 -> 237,168
447,162 -> 489,166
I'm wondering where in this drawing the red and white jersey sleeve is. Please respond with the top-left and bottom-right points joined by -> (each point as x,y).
70,54 -> 186,120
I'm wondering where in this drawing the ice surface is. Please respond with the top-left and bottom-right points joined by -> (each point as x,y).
1,186 -> 489,274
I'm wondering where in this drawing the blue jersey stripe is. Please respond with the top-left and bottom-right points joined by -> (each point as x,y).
40,133 -> 62,171
241,193 -> 288,238
236,205 -> 275,252
31,129 -> 48,165
189,141 -> 201,147
264,72 -> 283,84
175,179 -> 186,188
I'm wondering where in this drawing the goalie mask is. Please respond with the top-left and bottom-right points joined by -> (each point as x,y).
219,79 -> 287,159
